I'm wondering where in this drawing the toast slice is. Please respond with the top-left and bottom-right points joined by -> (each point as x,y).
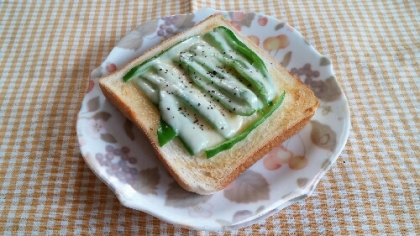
99,14 -> 319,195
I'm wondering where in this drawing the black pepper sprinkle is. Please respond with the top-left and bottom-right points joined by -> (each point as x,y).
198,103 -> 201,106
167,108 -> 170,110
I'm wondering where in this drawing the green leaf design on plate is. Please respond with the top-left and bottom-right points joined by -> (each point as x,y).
100,133 -> 117,143
133,167 -> 160,195
92,111 -> 111,121
87,96 -> 100,112
310,120 -> 337,151
123,118 -> 135,141
165,182 -> 211,208
224,170 -> 270,203
280,51 -> 292,67
320,56 -> 331,66
275,22 -> 285,30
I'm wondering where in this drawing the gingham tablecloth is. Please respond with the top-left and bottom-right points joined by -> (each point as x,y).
1,0 -> 419,235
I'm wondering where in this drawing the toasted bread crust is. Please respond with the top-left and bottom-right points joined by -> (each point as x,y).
99,14 -> 318,195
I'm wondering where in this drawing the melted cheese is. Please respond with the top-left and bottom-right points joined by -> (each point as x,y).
130,31 -> 277,154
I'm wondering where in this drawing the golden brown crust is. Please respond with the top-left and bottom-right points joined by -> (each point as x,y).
217,105 -> 317,191
99,14 -> 319,195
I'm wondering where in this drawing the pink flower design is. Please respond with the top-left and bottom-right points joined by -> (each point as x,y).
257,17 -> 268,26
85,118 -> 107,139
232,12 -> 247,21
86,79 -> 94,93
106,63 -> 117,73
188,203 -> 213,218
263,145 -> 294,170
229,21 -> 242,31
247,35 -> 260,46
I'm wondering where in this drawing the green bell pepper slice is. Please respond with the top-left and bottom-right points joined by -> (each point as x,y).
213,26 -> 270,78
205,91 -> 285,158
123,35 -> 199,82
157,120 -> 194,155
157,119 -> 176,146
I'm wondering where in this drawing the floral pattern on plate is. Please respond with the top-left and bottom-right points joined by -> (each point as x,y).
77,8 -> 351,230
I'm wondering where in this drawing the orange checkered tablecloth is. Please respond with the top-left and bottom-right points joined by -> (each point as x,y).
1,0 -> 419,234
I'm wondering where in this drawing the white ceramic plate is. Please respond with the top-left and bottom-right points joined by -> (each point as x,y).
77,8 -> 350,230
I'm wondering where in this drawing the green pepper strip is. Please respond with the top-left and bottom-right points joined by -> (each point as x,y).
157,119 -> 176,146
157,120 -> 194,154
177,136 -> 195,155
214,26 -> 269,78
123,36 -> 198,82
203,34 -> 270,105
205,91 -> 285,158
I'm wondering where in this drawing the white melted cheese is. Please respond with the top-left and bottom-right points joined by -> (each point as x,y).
131,31 -> 277,154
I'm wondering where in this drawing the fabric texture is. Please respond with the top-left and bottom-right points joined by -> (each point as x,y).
0,0 -> 419,235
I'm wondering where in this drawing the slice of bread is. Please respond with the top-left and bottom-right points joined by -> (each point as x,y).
99,14 -> 319,195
